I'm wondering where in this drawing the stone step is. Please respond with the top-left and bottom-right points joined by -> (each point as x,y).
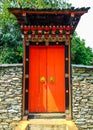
28,124 -> 67,130
28,119 -> 78,130
15,119 -> 78,130
28,113 -> 66,119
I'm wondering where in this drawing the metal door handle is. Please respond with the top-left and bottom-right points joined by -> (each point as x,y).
50,77 -> 55,83
40,76 -> 46,83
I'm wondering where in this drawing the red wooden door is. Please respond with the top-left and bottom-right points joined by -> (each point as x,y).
29,46 -> 65,112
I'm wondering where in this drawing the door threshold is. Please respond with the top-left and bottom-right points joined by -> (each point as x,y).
28,113 -> 66,119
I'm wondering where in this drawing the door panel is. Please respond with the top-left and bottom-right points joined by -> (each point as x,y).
29,47 -> 40,112
29,47 -> 47,112
47,47 -> 57,111
29,46 -> 65,113
47,46 -> 65,112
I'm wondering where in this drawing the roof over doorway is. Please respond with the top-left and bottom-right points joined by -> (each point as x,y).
8,7 -> 90,35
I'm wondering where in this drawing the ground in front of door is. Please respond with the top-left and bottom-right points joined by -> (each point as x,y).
14,119 -> 78,130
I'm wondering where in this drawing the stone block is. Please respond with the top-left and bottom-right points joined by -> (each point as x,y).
79,125 -> 87,129
87,125 -> 93,128
88,96 -> 93,101
13,117 -> 21,121
86,120 -> 93,124
29,124 -> 67,130
0,109 -> 7,113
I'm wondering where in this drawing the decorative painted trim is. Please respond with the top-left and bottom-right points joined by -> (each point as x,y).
24,42 -> 29,115
65,73 -> 69,78
26,58 -> 29,61
65,42 -> 69,110
26,89 -> 28,93
66,90 -> 69,93
25,74 -> 29,78
65,58 -> 69,61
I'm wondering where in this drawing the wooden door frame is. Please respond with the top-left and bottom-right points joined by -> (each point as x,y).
22,40 -> 72,119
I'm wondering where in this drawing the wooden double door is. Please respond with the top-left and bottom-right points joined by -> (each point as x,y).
29,46 -> 65,113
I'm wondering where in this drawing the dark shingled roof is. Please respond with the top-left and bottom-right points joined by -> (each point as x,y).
8,7 -> 90,34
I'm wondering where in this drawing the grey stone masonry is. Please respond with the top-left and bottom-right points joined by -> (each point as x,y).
0,64 -> 93,130
72,65 -> 93,130
0,64 -> 23,130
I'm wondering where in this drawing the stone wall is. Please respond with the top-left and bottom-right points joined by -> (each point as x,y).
72,65 -> 93,130
0,64 -> 23,130
0,64 -> 93,130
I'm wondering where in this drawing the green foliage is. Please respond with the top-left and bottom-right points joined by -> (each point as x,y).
0,0 -> 71,9
0,46 -> 23,63
0,1 -> 23,63
71,32 -> 93,65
